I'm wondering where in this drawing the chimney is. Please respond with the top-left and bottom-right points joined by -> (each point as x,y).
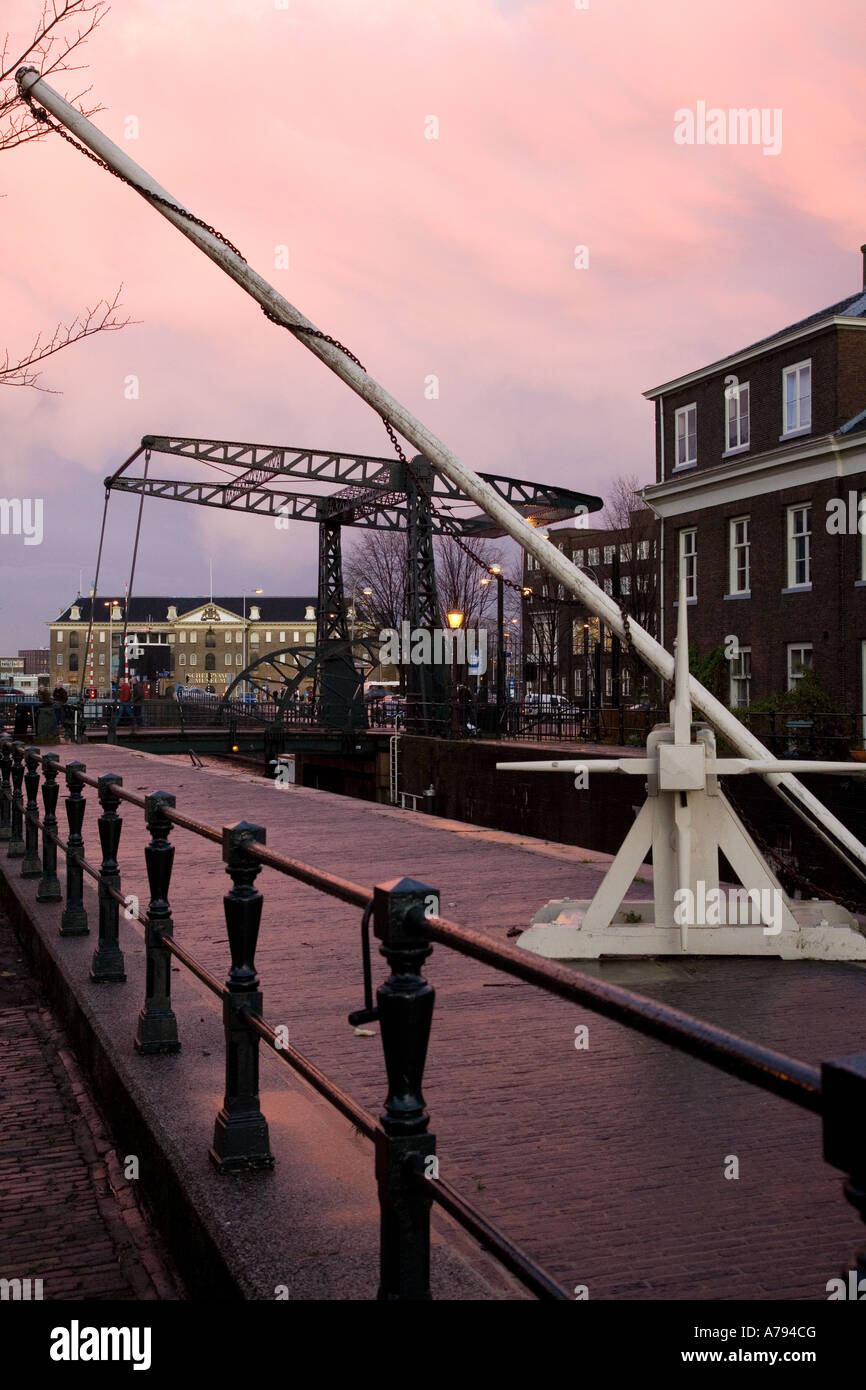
861,244 -> 866,290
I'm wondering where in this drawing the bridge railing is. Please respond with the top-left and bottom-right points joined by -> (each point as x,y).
1,735 -> 864,1301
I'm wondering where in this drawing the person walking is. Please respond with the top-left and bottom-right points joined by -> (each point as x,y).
52,680 -> 68,733
131,677 -> 144,728
115,676 -> 133,728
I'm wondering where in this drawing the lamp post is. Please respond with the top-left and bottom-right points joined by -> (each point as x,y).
241,588 -> 263,697
350,585 -> 373,642
446,609 -> 464,738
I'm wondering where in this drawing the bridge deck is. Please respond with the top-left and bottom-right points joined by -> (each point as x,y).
45,746 -> 866,1299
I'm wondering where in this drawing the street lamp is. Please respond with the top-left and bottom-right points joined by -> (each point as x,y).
241,588 -> 263,697
446,609 -> 464,738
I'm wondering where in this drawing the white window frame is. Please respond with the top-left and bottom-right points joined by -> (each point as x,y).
188,654 -> 197,667
729,646 -> 751,708
620,575 -> 631,595
786,643 -> 812,690
674,403 -> 697,469
587,547 -> 600,566
786,505 -> 811,589
728,516 -> 751,595
860,491 -> 866,582
725,380 -> 750,453
679,528 -> 697,600
782,360 -> 811,436
603,545 -> 615,564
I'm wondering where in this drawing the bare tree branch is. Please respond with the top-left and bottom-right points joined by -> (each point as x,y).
0,285 -> 132,390
1,3 -> 130,388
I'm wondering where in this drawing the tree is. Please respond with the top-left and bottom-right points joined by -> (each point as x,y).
1,1 -> 130,389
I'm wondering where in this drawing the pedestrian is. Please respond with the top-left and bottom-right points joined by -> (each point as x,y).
115,675 -> 133,727
175,681 -> 183,700
131,676 -> 144,727
52,680 -> 68,732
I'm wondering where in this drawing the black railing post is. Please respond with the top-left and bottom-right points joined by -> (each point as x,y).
823,1053 -> 866,1286
91,774 -> 126,982
0,738 -> 12,842
373,876 -> 437,1301
209,821 -> 274,1173
21,747 -> 43,878
36,753 -> 62,902
7,742 -> 26,859
60,762 -> 88,936
136,792 -> 180,1055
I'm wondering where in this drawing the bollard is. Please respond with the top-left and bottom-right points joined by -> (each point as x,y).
21,747 -> 43,878
7,742 -> 26,858
135,792 -> 180,1055
36,753 -> 62,902
209,821 -> 274,1173
823,1053 -> 866,1287
60,763 -> 88,936
0,739 -> 12,841
90,774 -> 126,982
373,876 -> 437,1301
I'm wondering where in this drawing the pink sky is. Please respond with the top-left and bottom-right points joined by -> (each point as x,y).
1,0 -> 864,648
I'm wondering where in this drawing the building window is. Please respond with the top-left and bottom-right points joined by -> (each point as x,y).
56,653 -> 63,666
860,491 -> 866,582
179,631 -> 186,643
69,653 -> 79,672
603,545 -> 615,564
729,647 -> 751,707
575,670 -> 583,697
178,654 -> 186,666
621,668 -> 631,697
279,631 -> 286,643
69,632 -> 79,648
679,528 -> 697,600
305,632 -> 315,644
674,403 -> 697,468
293,631 -> 300,643
205,630 -> 216,648
250,632 -> 260,646
189,631 -> 197,644
265,631 -> 272,642
620,575 -> 631,596
604,668 -> 612,697
99,631 -> 105,643
225,653 -> 232,666
189,654 -> 197,667
57,631 -> 63,643
99,653 -> 105,666
786,506 -> 811,588
787,643 -> 812,690
637,540 -> 650,560
574,549 -> 584,566
729,517 -> 750,594
603,578 -> 613,596
725,381 -> 750,451
573,621 -> 585,655
205,653 -> 216,672
236,654 -> 243,665
587,547 -> 600,566
783,361 -> 811,434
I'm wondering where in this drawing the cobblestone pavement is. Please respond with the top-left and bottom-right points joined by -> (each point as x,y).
0,909 -> 184,1301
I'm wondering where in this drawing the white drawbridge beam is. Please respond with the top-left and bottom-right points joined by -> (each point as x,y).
15,66 -> 866,879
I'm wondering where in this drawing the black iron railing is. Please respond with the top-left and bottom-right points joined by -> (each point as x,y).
0,734 -> 864,1301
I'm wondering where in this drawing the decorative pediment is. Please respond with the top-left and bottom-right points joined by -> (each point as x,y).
176,605 -> 241,624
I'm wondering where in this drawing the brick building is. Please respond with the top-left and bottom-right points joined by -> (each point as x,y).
49,596 -> 317,696
523,512 -> 658,705
642,246 -> 866,712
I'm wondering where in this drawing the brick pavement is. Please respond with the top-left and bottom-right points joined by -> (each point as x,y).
0,908 -> 184,1301
8,743 -> 866,1300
